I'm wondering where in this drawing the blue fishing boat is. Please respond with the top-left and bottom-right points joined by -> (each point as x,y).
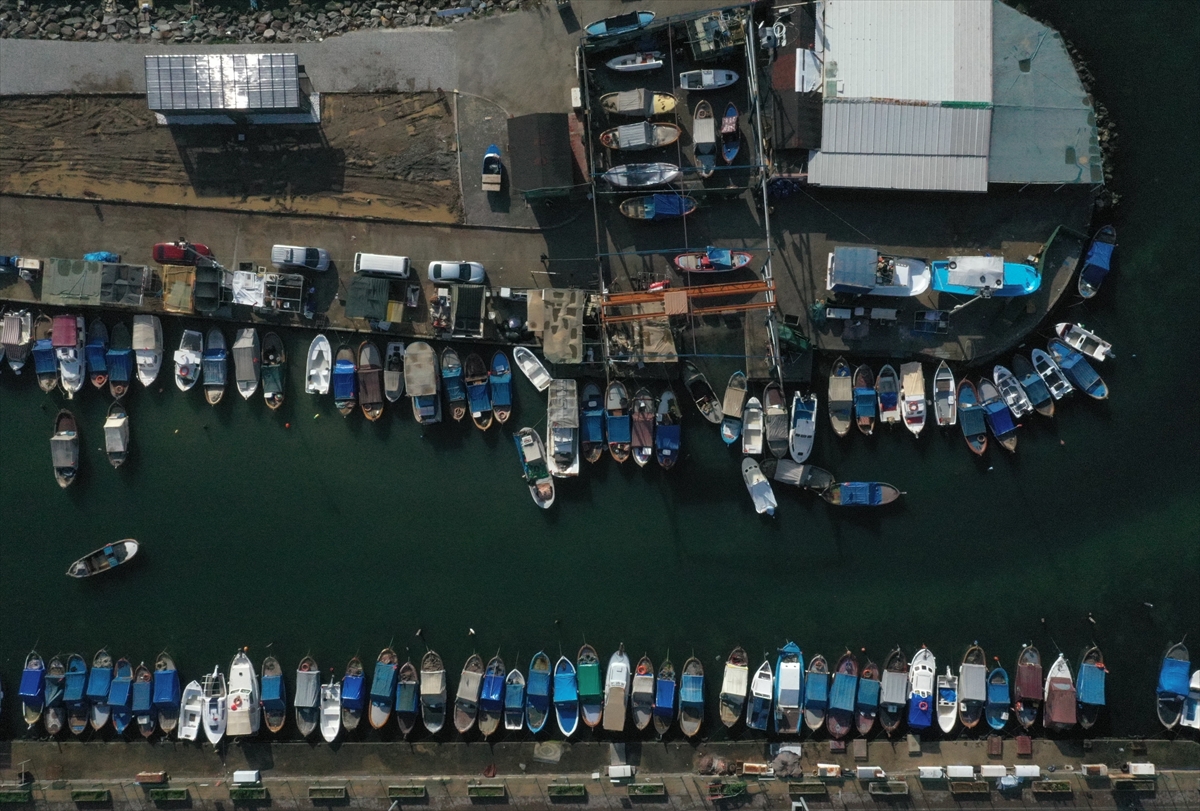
1077,646 -> 1106,730
653,659 -> 677,736
1047,339 -> 1108,400
907,647 -> 936,731
465,353 -> 493,431
261,657 -> 287,734
854,365 -> 876,436
64,653 -> 88,736
489,351 -> 513,424
106,320 -> 133,399
132,663 -> 155,738
395,661 -> 419,737
442,348 -> 468,422
679,657 -> 705,738
341,657 -> 365,732
1012,354 -> 1054,418
820,482 -> 902,506
86,650 -> 114,732
957,380 -> 988,455
802,654 -> 830,732
369,648 -> 398,730
774,642 -> 803,735
481,144 -> 502,193
86,320 -> 108,389
32,314 -> 57,393
655,389 -> 682,470
827,652 -> 859,739
108,658 -> 133,735
856,660 -> 881,736
606,381 -> 632,462
43,656 -> 66,736
1157,641 -> 1190,730
618,194 -> 697,221
931,256 -> 1040,296
985,667 -> 1010,731
553,656 -> 580,738
526,652 -> 551,734
581,381 -> 606,463
978,378 -> 1018,453
584,10 -> 654,38
332,345 -> 357,416
478,656 -> 506,737
1078,225 -> 1116,299
19,652 -> 45,728
152,652 -> 181,736
503,668 -> 525,733
745,659 -> 773,731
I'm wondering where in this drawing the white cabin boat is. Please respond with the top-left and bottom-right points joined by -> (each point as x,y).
227,652 -> 260,738
1031,348 -> 1073,399
547,378 -> 580,477
601,647 -> 631,733
177,680 -> 203,741
994,365 -> 1033,418
741,396 -> 764,456
174,329 -> 203,392
201,667 -> 227,745
103,402 -> 130,468
899,362 -> 926,437
789,392 -> 817,463
54,315 -> 86,398
775,652 -> 803,735
305,334 -> 332,395
132,315 -> 163,387
232,329 -> 261,400
936,667 -> 958,734
826,248 -> 931,297
1055,323 -> 1115,361
741,457 -> 777,516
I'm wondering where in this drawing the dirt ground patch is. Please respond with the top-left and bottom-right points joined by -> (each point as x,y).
0,93 -> 462,223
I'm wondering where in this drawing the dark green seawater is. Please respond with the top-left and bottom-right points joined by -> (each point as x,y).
1,0 -> 1197,739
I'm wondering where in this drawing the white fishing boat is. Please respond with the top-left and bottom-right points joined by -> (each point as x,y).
420,650 -> 448,735
512,346 -> 551,391
202,328 -> 227,405
177,680 -> 203,741
1031,348 -> 1073,399
173,329 -> 203,392
746,659 -> 774,731
547,378 -> 580,477
132,315 -> 163,387
788,392 -> 817,463
515,427 -> 555,509
828,357 -> 852,437
405,341 -> 442,424
606,51 -> 664,72
232,329 -> 261,400
201,667 -> 227,745
227,651 -> 260,738
631,656 -> 655,731
720,371 -> 748,444
601,646 -> 631,733
1,310 -> 33,373
718,647 -> 748,727
932,361 -> 956,427
453,654 -> 484,735
1055,323 -> 1115,361
741,457 -> 777,516
936,667 -> 958,735
305,334 -> 332,395
899,362 -> 926,437
602,163 -> 682,189
876,364 -> 901,425
1043,653 -> 1077,731
53,315 -> 86,398
383,341 -> 405,402
679,68 -> 739,91
994,365 -> 1033,418
741,396 -> 764,456
103,401 -> 130,468
907,648 -> 936,732
320,678 -> 342,743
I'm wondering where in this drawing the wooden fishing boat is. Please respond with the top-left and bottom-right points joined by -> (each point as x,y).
227,651 -> 261,738
994,364 -> 1033,418
153,652 -> 180,735
525,652 -> 551,734
605,51 -> 664,72
1048,338 -> 1108,399
655,389 -> 682,469
465,352 -> 493,430
718,647 -> 749,728
958,644 -> 987,730
802,654 -> 830,732
978,378 -> 1018,453
395,661 -> 419,737
601,645 -> 631,733
333,344 -> 357,416
599,88 -> 676,117
746,658 -> 774,731
104,401 -> 130,468
110,657 -> 134,736
319,674 -> 341,743
51,409 -> 79,488
1012,354 -> 1054,417
478,656 -> 506,738
741,395 -> 764,456
341,656 -> 365,732
1,309 -> 34,375
876,364 -> 901,425
231,327 -> 260,400
1077,646 -> 1106,730
453,653 -> 484,735
772,643 -> 802,735
132,315 -> 165,388
53,314 -> 85,398
853,364 -> 876,436
1014,645 -> 1043,731
88,650 -> 114,732
956,379 -> 987,455
43,655 -> 66,736
828,357 -> 852,437
826,651 -> 858,739
674,246 -> 752,272
580,381 -> 605,463
1156,641 -> 1189,730
503,667 -> 526,732
441,347 -> 467,421
203,328 -> 228,404
720,101 -> 740,163
933,361 -> 956,426
605,380 -> 632,462
202,669 -> 228,744
742,458 -> 777,516
32,313 -> 58,392
630,388 -> 656,466
577,645 -> 602,729
368,649 -> 398,730
20,651 -> 45,728
768,459 -> 833,492
652,658 -> 676,736
554,656 -> 580,737
65,653 -> 89,736
600,121 -> 681,151
174,329 -> 203,393
679,68 -> 739,91
1056,322 -> 1114,361
985,667 -> 1010,732
683,360 -> 722,423
603,163 -> 681,189
720,371 -> 748,444
763,382 -> 788,459
878,647 -> 908,735
936,666 -> 958,735
514,427 -> 555,509
1031,348 -> 1073,400
1077,224 -> 1116,299
107,320 -> 133,399
86,320 -> 109,389
907,647 -> 936,732
584,9 -> 654,38
66,539 -> 138,579
383,342 -> 405,402
261,656 -> 286,734
820,482 -> 901,507
547,378 -> 580,477
419,650 -> 447,734
788,392 -> 817,463
691,99 -> 717,178
1043,653 -> 1077,731
679,657 -> 705,738
900,362 -> 926,437
261,332 -> 286,410
356,341 -> 384,421
294,656 -> 320,739
618,194 -> 697,221
856,659 -> 881,736
513,346 -> 551,391
490,351 -> 513,423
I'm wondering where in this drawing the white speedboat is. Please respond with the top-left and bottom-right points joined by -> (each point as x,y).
173,329 -> 203,392
201,667 -> 227,745
601,646 -> 631,733
933,361 -> 957,426
132,315 -> 163,387
899,362 -> 926,437
383,341 -> 404,402
177,680 -> 204,741
936,666 -> 958,735
512,346 -> 551,391
53,315 -> 86,398
788,392 -> 816,463
304,334 -> 331,395
232,329 -> 261,400
994,365 -> 1033,418
741,396 -> 764,456
227,651 -> 260,738
1055,322 -> 1114,361
741,457 -> 777,516
320,678 -> 342,743
1031,348 -> 1073,399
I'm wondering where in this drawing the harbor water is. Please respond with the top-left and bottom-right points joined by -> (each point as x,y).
0,0 -> 1197,740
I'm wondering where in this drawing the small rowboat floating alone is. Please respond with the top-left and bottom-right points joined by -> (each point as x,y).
67,539 -> 139,579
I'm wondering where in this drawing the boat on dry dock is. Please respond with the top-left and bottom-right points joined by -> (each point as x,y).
600,88 -> 676,117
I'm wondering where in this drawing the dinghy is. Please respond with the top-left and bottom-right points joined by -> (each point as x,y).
548,378 -> 580,476
618,194 -> 697,221
577,645 -> 602,728
936,666 -> 958,735
720,102 -> 740,163
1014,645 -> 1043,731
466,352 -> 492,430
53,314 -> 85,398
655,389 -> 682,469
1077,646 -> 1106,730
601,646 -> 631,733
368,648 -> 398,730
907,647 -> 936,731
1048,338 -> 1108,399
294,656 -> 320,738
51,409 -> 79,488
1043,653 -> 1077,731
525,652 -> 551,734
481,143 -> 502,192
718,647 -> 749,728
742,457 -> 777,516
104,401 -> 130,468
405,342 -> 441,424
513,346 -> 551,391
201,666 -> 227,745
227,651 -> 260,738
605,51 -> 665,73
86,320 -> 108,389
674,246 -> 752,272
20,651 -> 45,728
1031,348 -> 1073,400
679,68 -> 739,91
1,310 -> 33,374
203,328 -> 228,404
320,676 -> 341,743
1156,641 -> 1189,730
827,652 -> 858,739
603,163 -> 681,189
515,427 -> 555,508
1012,354 -> 1054,417
65,654 -> 88,736
746,659 -> 774,731
630,388 -> 656,466
261,656 -> 286,734
341,656 -> 365,732
788,392 -> 817,463
900,362 -> 926,437
956,380 -> 987,455
599,89 -> 676,117
763,383 -> 788,459
853,364 -> 876,436
357,341 -> 384,421
978,378 -> 1017,453
261,332 -> 286,410
605,381 -> 632,462
132,315 -> 163,387
419,651 -> 446,734
679,657 -> 705,738
305,334 -> 331,396
985,667 -> 1010,732
774,643 -> 803,735
232,328 -> 261,400
580,381 -> 605,463
43,655 -> 66,736
692,99 -> 717,178
683,360 -> 722,423
173,329 -> 203,392
828,357 -> 852,437
1077,224 -> 1116,299
856,659 -> 881,736
383,342 -> 405,402
1056,322 -> 1114,361
652,658 -> 676,737
442,348 -> 467,421
803,654 -> 830,732
490,351 -> 513,423
768,459 -> 834,492
933,361 -> 956,426
584,9 -> 654,38
958,644 -> 987,730
503,667 -> 526,732
396,661 -> 419,737
720,371 -> 747,443
153,652 -> 180,735
600,121 -> 681,151
876,364 -> 901,425
453,654 -> 484,735
995,364 -> 1033,418
478,656 -> 506,738
333,344 -> 358,416
554,656 -> 580,737
741,395 -> 764,455
878,647 -> 908,735
178,678 -> 203,742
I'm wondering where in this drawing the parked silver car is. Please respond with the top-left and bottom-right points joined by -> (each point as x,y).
272,245 -> 330,272
427,261 -> 485,283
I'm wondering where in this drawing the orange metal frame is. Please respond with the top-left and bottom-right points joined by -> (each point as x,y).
600,279 -> 775,324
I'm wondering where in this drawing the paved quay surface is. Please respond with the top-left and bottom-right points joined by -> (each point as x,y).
2,738 -> 1197,810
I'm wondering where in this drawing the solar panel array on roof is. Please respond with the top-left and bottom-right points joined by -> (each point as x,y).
145,54 -> 302,113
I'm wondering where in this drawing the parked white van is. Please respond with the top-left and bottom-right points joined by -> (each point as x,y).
354,253 -> 411,278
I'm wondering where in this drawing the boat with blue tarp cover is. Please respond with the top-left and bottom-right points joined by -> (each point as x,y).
957,380 -> 988,455
675,247 -> 753,273
931,256 -> 1041,296
478,655 -> 506,738
341,656 -> 365,732
262,656 -> 287,734
504,667 -> 525,732
655,389 -> 682,469
907,647 -> 935,731
577,645 -> 603,728
605,381 -> 632,462
153,653 -> 180,735
526,652 -> 551,734
1156,641 -> 1189,730
878,647 -> 908,735
132,663 -> 154,738
1012,354 -> 1053,417
420,650 -> 447,734
489,351 -> 513,424
1077,646 -> 1106,729
86,650 -> 113,732
802,654 -> 830,732
581,381 -> 605,463
553,656 -> 580,738
1078,225 -> 1116,299
108,657 -> 133,735
584,10 -> 654,38
1048,338 -> 1108,400
106,320 -> 132,399
466,352 -> 492,431
986,667 -> 1010,731
680,657 -> 705,738
827,652 -> 859,739
295,656 -> 320,739
619,193 -> 697,221
820,482 -> 901,507
395,661 -> 419,737
43,656 -> 66,736
856,660 -> 881,736
64,653 -> 88,736
442,348 -> 468,422
32,314 -> 57,392
86,320 -> 108,389
774,642 -> 803,735
20,651 -> 45,727
979,378 -> 1017,452
653,658 -> 676,736
369,648 -> 398,730
227,651 -> 260,738
745,658 -> 773,731
332,345 -> 357,416
854,365 -> 876,435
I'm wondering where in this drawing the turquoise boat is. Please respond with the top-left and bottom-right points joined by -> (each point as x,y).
489,351 -> 513,424
931,256 -> 1040,296
553,656 -> 579,738
584,10 -> 654,38
525,652 -> 551,734
108,657 -> 133,736
679,656 -> 705,738
985,667 -> 1010,731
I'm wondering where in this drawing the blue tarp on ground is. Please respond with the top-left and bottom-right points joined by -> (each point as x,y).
1077,664 -> 1105,706
370,664 -> 397,700
342,674 -> 365,709
1158,658 -> 1190,697
829,247 -> 877,294
804,672 -> 829,708
481,673 -> 504,709
19,668 -> 44,701
153,670 -> 180,707
855,678 -> 880,709
262,674 -> 285,709
553,673 -> 577,702
106,348 -> 132,383
830,673 -> 858,712
85,667 -> 112,701
606,414 -> 631,443
655,679 -> 676,715
681,674 -> 704,704
84,252 -> 120,263
65,670 -> 87,703
132,680 -> 153,713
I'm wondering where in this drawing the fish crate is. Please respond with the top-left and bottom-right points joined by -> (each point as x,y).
706,781 -> 747,800
0,789 -> 33,804
148,789 -> 189,802
229,787 -> 269,801
1032,781 -> 1072,798
70,790 -> 111,803
547,784 -> 587,798
627,783 -> 666,797
387,785 -> 427,799
1112,779 -> 1157,793
949,781 -> 990,796
867,781 -> 909,796
787,783 -> 827,797
307,787 -> 346,800
467,784 -> 506,799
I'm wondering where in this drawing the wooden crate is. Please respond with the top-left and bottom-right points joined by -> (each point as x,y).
949,781 -> 989,796
148,789 -> 189,802
307,787 -> 346,800
70,790 -> 111,803
387,785 -> 427,799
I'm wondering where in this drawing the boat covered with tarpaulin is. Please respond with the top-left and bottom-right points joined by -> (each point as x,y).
1076,646 -> 1106,729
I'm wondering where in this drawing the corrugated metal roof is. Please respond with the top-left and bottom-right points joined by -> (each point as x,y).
808,152 -> 988,192
822,0 -> 992,103
145,54 -> 301,113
